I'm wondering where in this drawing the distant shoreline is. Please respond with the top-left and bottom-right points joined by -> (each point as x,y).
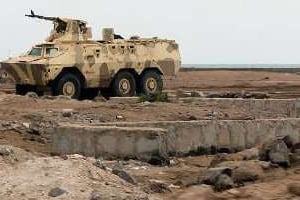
181,64 -> 300,73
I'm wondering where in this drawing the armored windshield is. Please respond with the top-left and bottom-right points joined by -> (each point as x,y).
28,47 -> 42,56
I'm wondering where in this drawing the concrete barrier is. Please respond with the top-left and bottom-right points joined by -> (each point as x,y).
169,98 -> 299,119
51,120 -> 300,159
51,124 -> 168,161
92,119 -> 300,156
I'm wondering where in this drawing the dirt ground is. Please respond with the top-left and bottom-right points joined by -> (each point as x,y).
165,70 -> 300,98
0,70 -> 300,199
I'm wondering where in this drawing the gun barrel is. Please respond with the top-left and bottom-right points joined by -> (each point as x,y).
25,12 -> 58,22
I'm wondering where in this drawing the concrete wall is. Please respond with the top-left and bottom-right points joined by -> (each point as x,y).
93,119 -> 300,156
52,119 -> 300,159
51,124 -> 168,161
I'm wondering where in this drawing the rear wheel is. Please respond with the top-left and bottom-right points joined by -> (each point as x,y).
112,71 -> 136,97
139,71 -> 163,95
52,73 -> 82,99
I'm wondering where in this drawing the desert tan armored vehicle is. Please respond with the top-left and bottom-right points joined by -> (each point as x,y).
0,11 -> 181,99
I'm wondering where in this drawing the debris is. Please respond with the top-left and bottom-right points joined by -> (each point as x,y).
202,167 -> 234,191
259,139 -> 290,167
149,179 -> 171,193
90,190 -> 101,200
112,165 -> 136,185
62,109 -> 74,117
217,161 -> 264,184
116,115 -> 125,120
93,159 -> 107,170
48,187 -> 67,197
25,92 -> 38,99
0,147 -> 12,156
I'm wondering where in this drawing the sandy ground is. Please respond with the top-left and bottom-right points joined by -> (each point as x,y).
166,70 -> 300,98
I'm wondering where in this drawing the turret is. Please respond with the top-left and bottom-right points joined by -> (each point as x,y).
25,10 -> 92,42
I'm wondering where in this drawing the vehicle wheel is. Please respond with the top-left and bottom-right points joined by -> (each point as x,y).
16,84 -> 28,95
139,71 -> 163,95
112,71 -> 136,97
53,73 -> 82,99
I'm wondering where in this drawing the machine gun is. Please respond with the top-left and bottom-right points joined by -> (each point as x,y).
25,10 -> 61,22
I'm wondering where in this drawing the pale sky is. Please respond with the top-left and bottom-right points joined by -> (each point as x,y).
1,0 -> 300,64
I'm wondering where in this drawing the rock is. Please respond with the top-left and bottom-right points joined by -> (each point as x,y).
0,147 -> 12,156
191,91 -> 205,98
257,161 -> 272,170
112,165 -> 136,185
202,167 -> 234,191
22,122 -> 30,129
236,148 -> 259,161
93,159 -> 107,170
149,179 -> 170,193
176,89 -> 192,98
25,92 -> 38,98
214,174 -> 234,192
217,161 -> 264,184
288,183 -> 300,196
62,109 -> 74,117
116,115 -> 125,120
259,139 -> 290,167
269,141 -> 290,167
48,187 -> 67,197
90,190 -> 101,200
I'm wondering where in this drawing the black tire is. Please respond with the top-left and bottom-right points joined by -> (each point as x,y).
139,70 -> 163,95
52,73 -> 82,99
16,84 -> 28,95
112,71 -> 136,97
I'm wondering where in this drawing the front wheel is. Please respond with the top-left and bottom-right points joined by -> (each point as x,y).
52,73 -> 82,99
112,71 -> 136,97
139,71 -> 163,95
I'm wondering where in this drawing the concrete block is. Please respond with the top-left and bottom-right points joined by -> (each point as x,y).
52,124 -> 168,162
109,97 -> 139,104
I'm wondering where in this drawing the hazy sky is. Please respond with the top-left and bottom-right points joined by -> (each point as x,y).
1,0 -> 300,64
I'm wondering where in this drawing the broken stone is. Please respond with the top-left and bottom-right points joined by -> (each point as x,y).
190,91 -> 205,98
268,141 -> 290,167
0,147 -> 12,156
90,190 -> 101,200
48,187 -> 66,197
259,139 -> 290,167
62,109 -> 73,117
116,115 -> 124,120
149,179 -> 170,193
217,161 -> 264,184
93,159 -> 107,170
236,148 -> 259,161
202,167 -> 234,191
112,165 -> 136,185
25,92 -> 38,99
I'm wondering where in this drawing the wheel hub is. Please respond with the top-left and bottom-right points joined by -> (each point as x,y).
146,78 -> 157,92
62,81 -> 76,97
119,78 -> 131,94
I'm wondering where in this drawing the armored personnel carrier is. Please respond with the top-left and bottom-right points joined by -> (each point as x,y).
0,11 -> 181,99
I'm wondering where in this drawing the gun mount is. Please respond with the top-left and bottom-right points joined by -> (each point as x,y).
25,10 -> 92,42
